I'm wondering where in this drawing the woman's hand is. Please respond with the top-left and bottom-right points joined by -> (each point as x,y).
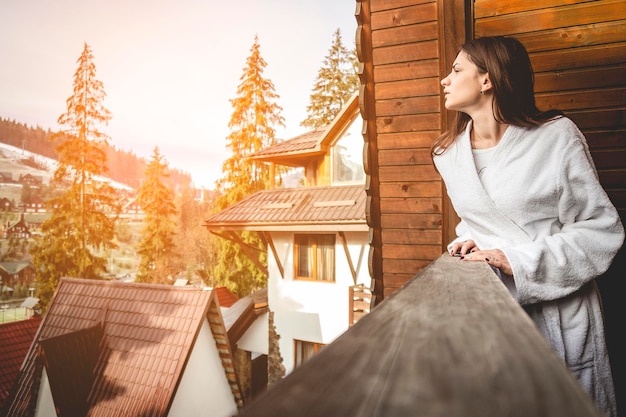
461,248 -> 513,276
449,240 -> 478,257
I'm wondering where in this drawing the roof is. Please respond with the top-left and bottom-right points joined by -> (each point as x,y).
204,185 -> 367,232
2,278 -> 243,417
0,317 -> 42,411
214,286 -> 238,307
0,262 -> 34,275
251,92 -> 359,167
251,128 -> 327,166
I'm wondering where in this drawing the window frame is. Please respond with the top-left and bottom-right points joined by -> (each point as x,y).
293,233 -> 336,282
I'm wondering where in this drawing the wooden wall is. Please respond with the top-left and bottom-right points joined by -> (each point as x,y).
358,0 -> 626,405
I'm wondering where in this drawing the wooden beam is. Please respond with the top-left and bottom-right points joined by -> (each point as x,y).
260,232 -> 284,279
236,254 -> 602,417
338,231 -> 357,285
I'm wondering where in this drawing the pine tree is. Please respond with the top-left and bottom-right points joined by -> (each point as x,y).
211,35 -> 285,296
31,43 -> 119,307
301,28 -> 359,129
135,147 -> 180,284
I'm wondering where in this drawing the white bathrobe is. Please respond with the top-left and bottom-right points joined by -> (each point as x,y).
434,117 -> 624,417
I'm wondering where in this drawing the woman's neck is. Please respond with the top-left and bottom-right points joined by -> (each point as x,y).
471,120 -> 508,149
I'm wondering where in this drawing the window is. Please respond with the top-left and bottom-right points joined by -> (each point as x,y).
332,113 -> 365,185
294,340 -> 326,368
294,234 -> 335,282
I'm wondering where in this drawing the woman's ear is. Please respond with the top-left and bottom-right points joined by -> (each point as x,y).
482,75 -> 492,93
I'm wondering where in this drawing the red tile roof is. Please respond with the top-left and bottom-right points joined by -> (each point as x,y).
2,278 -> 242,417
0,317 -> 42,410
214,286 -> 238,307
204,185 -> 367,232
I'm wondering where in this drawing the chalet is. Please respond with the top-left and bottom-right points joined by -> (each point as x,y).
204,93 -> 372,375
17,174 -> 41,188
0,262 -> 35,293
4,213 -> 30,239
22,196 -> 44,213
1,278 -> 244,417
0,198 -> 15,212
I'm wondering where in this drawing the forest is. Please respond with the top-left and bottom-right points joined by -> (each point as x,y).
0,117 -> 193,190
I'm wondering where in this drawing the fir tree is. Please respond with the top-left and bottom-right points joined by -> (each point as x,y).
31,43 -> 119,307
135,147 -> 180,284
212,35 -> 285,296
301,28 -> 359,129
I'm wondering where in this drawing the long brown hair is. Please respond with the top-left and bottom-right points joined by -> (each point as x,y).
431,36 -> 562,156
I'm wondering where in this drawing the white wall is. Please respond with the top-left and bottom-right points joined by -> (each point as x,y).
34,369 -> 56,417
237,311 -> 269,355
267,230 -> 369,375
169,320 -> 238,417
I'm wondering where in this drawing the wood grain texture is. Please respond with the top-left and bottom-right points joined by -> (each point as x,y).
237,255 -> 602,417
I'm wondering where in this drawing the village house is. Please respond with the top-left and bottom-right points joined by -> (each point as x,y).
1,278 -> 246,417
204,92 -> 372,375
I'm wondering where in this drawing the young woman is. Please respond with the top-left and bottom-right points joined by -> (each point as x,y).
432,36 -> 624,417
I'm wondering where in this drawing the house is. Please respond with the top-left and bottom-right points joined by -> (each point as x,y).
4,213 -> 31,239
0,198 -> 15,212
204,93 -> 372,375
0,316 -> 43,411
0,262 -> 35,295
17,174 -> 42,188
1,278 -> 244,417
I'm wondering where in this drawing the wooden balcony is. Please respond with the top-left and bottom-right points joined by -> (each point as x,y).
236,254 -> 603,417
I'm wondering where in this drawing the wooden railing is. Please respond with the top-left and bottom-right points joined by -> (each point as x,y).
348,283 -> 372,326
236,254 -> 604,417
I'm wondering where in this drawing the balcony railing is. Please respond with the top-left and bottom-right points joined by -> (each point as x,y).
236,254 -> 603,417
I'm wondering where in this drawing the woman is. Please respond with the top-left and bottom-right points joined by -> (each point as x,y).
432,36 -> 624,416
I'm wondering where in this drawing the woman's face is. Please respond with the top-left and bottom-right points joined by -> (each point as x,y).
440,51 -> 485,112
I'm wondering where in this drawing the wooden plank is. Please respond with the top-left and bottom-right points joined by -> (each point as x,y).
374,77 -> 440,99
373,21 -> 438,48
237,255 -> 603,417
373,39 -> 439,66
382,243 -> 442,259
371,2 -> 437,31
382,229 -> 442,245
591,149 -> 626,170
379,181 -> 442,198
373,58 -> 439,83
475,0 -> 626,37
517,20 -> 626,53
530,42 -> 626,72
370,0 -> 433,13
534,65 -> 626,93
585,130 -> 626,149
381,213 -> 441,228
536,87 -> 626,111
599,170 -> 626,188
378,148 -> 433,166
377,131 -> 439,149
376,112 -> 440,134
378,164 -> 440,182
382,259 -> 432,275
380,197 -> 441,214
567,108 -> 626,130
376,95 -> 440,116
475,0 -> 587,18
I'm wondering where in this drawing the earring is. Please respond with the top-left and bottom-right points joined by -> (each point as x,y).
480,90 -> 484,95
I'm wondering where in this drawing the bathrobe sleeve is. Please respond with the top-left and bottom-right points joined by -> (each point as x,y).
435,118 -> 625,306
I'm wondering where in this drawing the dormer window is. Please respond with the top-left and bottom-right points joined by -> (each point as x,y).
331,113 -> 365,185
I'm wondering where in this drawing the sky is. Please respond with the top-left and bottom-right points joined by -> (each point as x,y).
0,0 -> 358,189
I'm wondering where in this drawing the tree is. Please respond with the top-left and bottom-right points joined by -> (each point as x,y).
135,147 -> 180,284
31,43 -> 119,307
301,28 -> 359,129
211,35 -> 285,296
